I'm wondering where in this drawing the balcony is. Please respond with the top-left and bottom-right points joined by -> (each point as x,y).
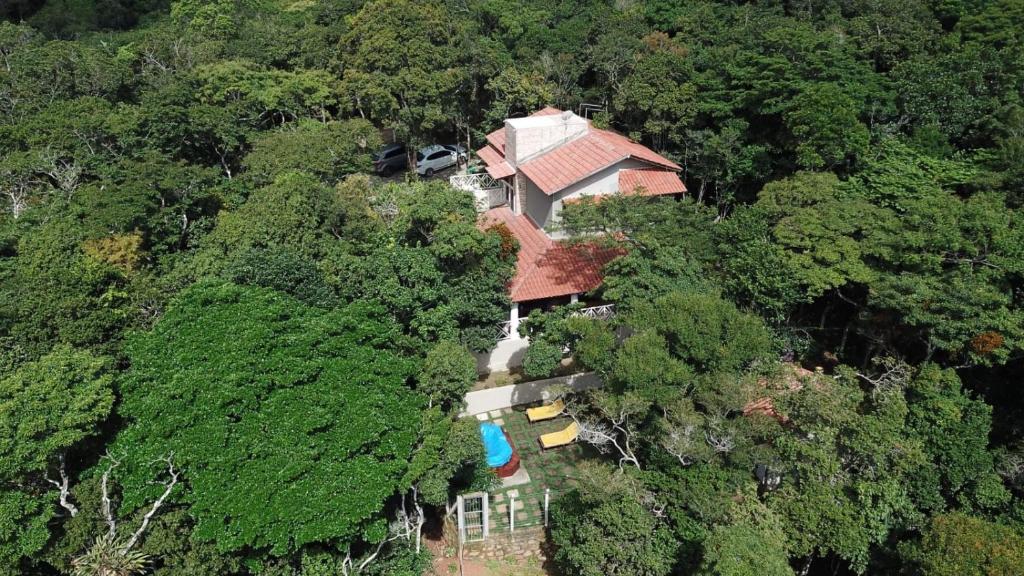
495,304 -> 615,342
450,172 -> 513,212
573,303 -> 615,321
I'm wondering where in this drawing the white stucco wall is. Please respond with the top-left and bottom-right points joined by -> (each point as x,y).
505,113 -> 588,166
524,178 -> 551,228
521,158 -> 650,229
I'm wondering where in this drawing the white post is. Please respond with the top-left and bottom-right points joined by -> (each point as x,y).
509,303 -> 521,340
456,495 -> 465,544
544,488 -> 550,527
482,493 -> 489,539
570,293 -> 579,304
509,495 -> 515,533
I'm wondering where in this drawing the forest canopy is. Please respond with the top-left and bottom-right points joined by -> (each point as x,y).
1,0 -> 1023,575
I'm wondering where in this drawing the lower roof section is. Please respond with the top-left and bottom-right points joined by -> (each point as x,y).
479,207 -> 622,303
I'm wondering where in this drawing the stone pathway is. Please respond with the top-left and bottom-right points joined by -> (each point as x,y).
460,372 -> 601,416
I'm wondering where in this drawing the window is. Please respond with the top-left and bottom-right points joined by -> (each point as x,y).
427,151 -> 447,160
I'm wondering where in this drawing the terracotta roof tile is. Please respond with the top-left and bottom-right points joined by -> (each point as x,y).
478,207 -> 621,302
517,125 -> 682,196
593,128 -> 680,171
618,169 -> 687,196
476,145 -> 515,179
743,365 -> 819,423
485,129 -> 506,155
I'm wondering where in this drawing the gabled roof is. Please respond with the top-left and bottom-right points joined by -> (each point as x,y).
618,169 -> 687,196
479,207 -> 622,303
482,107 -> 682,196
520,127 -> 681,196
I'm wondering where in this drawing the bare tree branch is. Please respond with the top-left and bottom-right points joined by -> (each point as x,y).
44,453 -> 79,517
121,454 -> 180,553
100,454 -> 120,538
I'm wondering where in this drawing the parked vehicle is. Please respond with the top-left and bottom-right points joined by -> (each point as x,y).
441,143 -> 469,162
415,145 -> 458,176
372,144 -> 407,175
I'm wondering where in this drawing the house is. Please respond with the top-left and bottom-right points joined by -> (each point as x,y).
451,108 -> 687,371
471,107 -> 686,230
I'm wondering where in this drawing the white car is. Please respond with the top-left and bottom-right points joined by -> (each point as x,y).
416,145 -> 458,177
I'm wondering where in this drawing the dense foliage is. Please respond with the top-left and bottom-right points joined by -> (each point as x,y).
2,0 -> 1023,574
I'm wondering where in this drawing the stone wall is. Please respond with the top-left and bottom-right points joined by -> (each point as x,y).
461,526 -> 547,563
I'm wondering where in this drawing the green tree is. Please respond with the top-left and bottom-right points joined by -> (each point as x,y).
718,172 -> 878,319
340,0 -> 463,148
627,291 -> 775,375
905,513 -> 1024,576
0,215 -> 136,356
550,465 -> 678,576
112,282 -> 424,555
785,83 -> 869,170
522,340 -> 564,380
615,36 -> 697,151
418,341 -> 477,412
243,119 -> 380,185
698,490 -> 793,576
0,346 -> 114,574
191,171 -> 335,277
862,191 -> 1024,365
904,364 -> 1010,510
324,180 -> 514,352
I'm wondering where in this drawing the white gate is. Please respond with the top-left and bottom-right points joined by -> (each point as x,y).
457,492 -> 489,543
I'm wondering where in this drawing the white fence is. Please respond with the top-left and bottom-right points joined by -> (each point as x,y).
574,303 -> 615,320
497,320 -> 513,341
450,173 -> 512,211
494,304 -> 616,343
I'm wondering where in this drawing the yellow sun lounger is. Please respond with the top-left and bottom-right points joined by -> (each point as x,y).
539,421 -> 579,449
526,399 -> 565,423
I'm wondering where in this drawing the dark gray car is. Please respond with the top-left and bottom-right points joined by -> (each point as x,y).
372,144 -> 408,175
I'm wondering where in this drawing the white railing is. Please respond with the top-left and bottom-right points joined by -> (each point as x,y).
574,304 -> 616,320
450,172 -> 512,211
450,172 -> 500,191
497,320 -> 513,341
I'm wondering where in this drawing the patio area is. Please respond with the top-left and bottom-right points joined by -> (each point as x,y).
473,405 -> 599,534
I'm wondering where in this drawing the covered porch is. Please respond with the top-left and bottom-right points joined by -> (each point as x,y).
498,298 -> 616,342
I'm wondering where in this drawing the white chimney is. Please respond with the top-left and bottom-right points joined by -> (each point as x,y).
505,111 -> 588,167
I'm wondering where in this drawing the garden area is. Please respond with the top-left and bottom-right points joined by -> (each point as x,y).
471,405 -> 599,534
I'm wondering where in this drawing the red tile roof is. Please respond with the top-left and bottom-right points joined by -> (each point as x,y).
486,163 -> 516,180
517,132 -> 621,196
516,126 -> 681,196
742,365 -> 818,424
482,108 -> 682,196
476,145 -> 515,179
485,129 -> 506,155
479,207 -> 622,303
618,169 -> 687,196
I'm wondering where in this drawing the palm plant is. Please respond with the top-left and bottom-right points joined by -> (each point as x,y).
71,533 -> 149,576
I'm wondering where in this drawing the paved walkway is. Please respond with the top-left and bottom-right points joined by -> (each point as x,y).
460,372 -> 602,417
